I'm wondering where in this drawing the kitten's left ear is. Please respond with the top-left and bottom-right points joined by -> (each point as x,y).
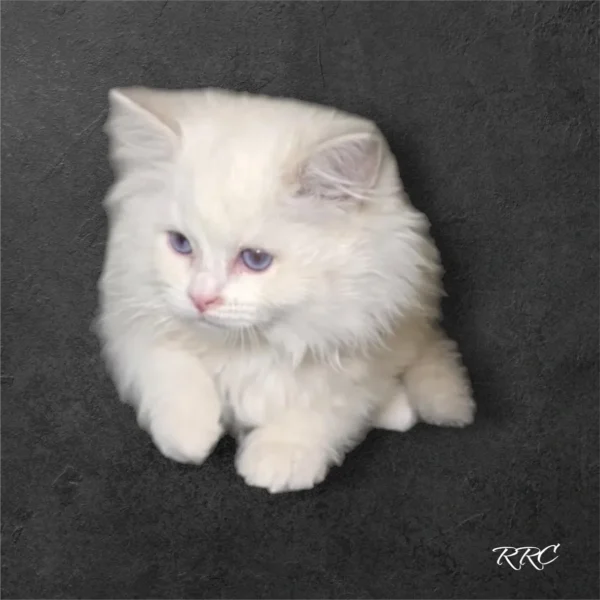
106,87 -> 181,167
299,131 -> 384,203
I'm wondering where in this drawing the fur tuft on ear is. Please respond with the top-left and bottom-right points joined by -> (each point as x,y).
299,132 -> 384,202
105,87 -> 181,168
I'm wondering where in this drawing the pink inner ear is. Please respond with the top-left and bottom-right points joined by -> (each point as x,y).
300,133 -> 383,201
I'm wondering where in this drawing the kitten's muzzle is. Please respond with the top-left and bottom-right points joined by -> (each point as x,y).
189,293 -> 223,313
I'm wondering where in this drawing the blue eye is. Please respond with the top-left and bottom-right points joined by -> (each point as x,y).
240,248 -> 273,272
168,231 -> 193,255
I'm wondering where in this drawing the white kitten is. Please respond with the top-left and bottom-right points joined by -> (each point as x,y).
97,88 -> 475,493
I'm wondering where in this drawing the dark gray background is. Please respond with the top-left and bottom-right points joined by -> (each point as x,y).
2,1 -> 598,598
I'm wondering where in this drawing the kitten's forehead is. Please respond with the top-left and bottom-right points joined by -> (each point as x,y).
170,92 -> 374,245
177,138 -> 284,242
176,105 -> 310,237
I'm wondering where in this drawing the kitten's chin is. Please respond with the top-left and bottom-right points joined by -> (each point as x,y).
175,311 -> 234,330
166,300 -> 256,331
202,317 -> 241,331
203,314 -> 262,331
168,297 -> 275,335
175,312 -> 251,337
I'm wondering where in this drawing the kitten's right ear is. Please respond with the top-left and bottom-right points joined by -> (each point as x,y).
298,131 -> 384,205
105,87 -> 180,166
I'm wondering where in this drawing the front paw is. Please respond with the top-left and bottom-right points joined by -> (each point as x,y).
146,404 -> 223,465
236,429 -> 332,493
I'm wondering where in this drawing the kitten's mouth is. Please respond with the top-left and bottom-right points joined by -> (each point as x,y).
181,311 -> 229,330
201,313 -> 255,331
198,315 -> 229,329
198,304 -> 273,331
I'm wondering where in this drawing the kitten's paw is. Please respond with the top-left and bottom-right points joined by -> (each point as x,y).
404,336 -> 476,428
409,379 -> 475,428
418,391 -> 475,427
236,430 -> 331,493
374,388 -> 418,432
147,405 -> 223,464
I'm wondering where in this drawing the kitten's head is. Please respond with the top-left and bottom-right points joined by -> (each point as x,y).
103,88 -> 440,357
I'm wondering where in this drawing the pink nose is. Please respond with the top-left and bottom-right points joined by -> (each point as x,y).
190,294 -> 222,313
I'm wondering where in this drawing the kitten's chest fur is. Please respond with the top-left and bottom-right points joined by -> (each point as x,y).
205,346 -> 317,429
201,343 -> 389,431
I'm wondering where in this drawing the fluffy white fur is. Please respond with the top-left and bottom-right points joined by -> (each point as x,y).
97,87 -> 475,493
